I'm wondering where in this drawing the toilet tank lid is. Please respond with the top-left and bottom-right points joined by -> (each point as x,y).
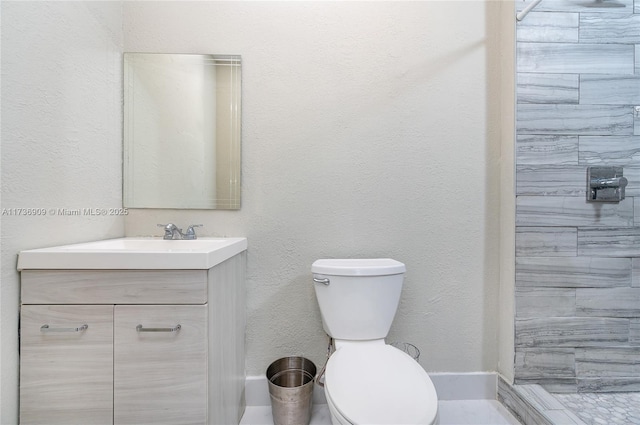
312,259 -> 406,276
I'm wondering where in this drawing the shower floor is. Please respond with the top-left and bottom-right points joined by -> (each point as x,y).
552,392 -> 640,425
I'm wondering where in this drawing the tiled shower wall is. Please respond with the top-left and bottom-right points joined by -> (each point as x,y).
514,0 -> 640,392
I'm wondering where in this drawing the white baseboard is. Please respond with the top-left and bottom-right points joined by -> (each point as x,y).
245,372 -> 498,406
429,372 -> 498,401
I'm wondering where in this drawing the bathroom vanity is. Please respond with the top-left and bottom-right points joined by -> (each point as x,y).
17,237 -> 247,425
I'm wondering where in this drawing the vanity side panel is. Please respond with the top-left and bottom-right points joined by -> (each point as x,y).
235,251 -> 247,422
20,305 -> 114,425
207,251 -> 246,425
21,270 -> 207,304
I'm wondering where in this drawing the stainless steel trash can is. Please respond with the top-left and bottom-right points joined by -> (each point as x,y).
266,357 -> 316,425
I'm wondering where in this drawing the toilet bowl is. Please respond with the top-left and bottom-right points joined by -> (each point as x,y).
324,340 -> 438,425
312,259 -> 439,425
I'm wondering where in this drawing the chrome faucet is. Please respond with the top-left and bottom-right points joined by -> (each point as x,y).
183,224 -> 203,240
587,166 -> 628,202
158,223 -> 202,240
158,223 -> 183,240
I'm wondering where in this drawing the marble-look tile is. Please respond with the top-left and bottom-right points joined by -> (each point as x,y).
633,258 -> 640,287
576,287 -> 640,317
576,347 -> 640,377
577,377 -> 640,392
636,0 -> 639,13
631,319 -> 640,344
516,196 -> 634,227
516,0 -> 633,13
515,348 -> 576,380
517,73 -> 579,104
500,380 -> 588,425
516,12 -> 578,42
553,391 -> 640,425
578,136 -> 640,165
516,288 -> 576,317
516,165 -> 584,196
513,4 -> 640,393
517,43 -> 635,74
540,381 -> 578,393
517,378 -> 579,392
498,378 -> 553,425
516,135 -> 578,165
517,104 -> 634,135
543,409 -> 588,425
515,317 -> 629,348
516,227 -> 577,257
515,385 -> 568,413
580,13 -> 640,43
580,75 -> 640,105
578,227 -> 640,257
516,257 -> 631,288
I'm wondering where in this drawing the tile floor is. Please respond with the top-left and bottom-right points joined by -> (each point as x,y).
240,399 -> 522,425
553,392 -> 640,425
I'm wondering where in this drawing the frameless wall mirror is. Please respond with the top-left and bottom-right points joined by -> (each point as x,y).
123,53 -> 241,209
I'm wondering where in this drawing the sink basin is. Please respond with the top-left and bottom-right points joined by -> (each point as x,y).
17,237 -> 247,270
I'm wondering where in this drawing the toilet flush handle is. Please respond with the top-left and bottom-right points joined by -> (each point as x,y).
313,276 -> 330,285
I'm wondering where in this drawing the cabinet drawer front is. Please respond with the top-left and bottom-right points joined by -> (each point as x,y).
20,305 -> 114,425
114,305 -> 207,425
21,270 -> 207,304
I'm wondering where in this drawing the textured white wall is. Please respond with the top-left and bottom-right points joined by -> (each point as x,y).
0,2 -> 124,422
124,1 -> 508,377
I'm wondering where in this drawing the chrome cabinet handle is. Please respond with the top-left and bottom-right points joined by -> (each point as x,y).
136,324 -> 181,333
40,324 -> 88,333
313,277 -> 330,285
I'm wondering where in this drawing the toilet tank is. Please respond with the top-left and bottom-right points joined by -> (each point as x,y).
311,259 -> 406,341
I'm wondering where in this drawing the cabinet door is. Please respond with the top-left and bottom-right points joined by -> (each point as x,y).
20,305 -> 114,425
114,305 -> 207,425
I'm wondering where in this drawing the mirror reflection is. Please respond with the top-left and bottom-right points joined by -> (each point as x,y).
123,53 -> 241,209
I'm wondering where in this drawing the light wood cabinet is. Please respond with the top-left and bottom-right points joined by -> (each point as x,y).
19,252 -> 246,425
114,305 -> 208,425
20,305 -> 114,425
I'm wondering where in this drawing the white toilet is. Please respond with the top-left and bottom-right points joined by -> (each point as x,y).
312,258 -> 439,425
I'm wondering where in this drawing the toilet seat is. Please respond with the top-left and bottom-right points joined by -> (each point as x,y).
324,343 -> 438,425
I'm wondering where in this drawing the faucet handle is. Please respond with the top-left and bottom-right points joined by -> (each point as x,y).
184,224 -> 203,240
158,223 -> 180,240
587,166 -> 628,203
157,223 -> 178,229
